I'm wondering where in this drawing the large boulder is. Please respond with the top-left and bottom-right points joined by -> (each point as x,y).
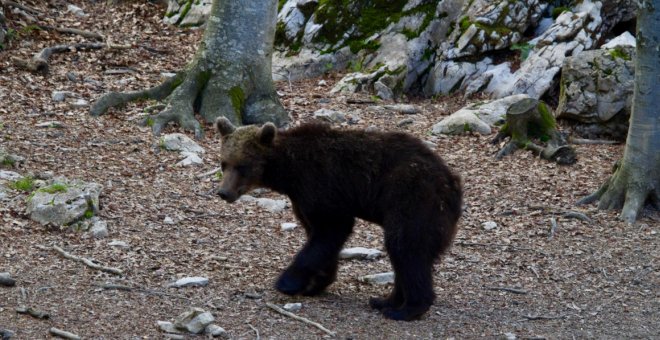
556,44 -> 635,140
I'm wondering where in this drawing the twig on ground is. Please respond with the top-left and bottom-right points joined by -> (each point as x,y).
247,324 -> 260,340
347,98 -> 377,105
456,241 -> 536,252
568,137 -> 619,145
195,167 -> 222,179
562,210 -> 593,224
38,25 -> 103,40
49,327 -> 81,340
12,43 -> 105,74
266,302 -> 336,337
548,218 -> 558,240
1,0 -> 41,15
485,286 -> 528,295
16,306 -> 49,319
520,314 -> 565,321
94,282 -> 191,301
51,245 -> 123,276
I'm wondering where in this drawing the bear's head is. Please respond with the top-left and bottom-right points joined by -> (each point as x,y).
214,117 -> 277,203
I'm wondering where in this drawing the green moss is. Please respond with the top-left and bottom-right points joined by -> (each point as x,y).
459,16 -> 472,33
278,0 -> 288,12
228,86 -> 246,118
1,158 -> 15,167
175,0 -> 193,25
84,209 -> 94,219
401,28 -> 418,40
348,39 -> 380,53
215,171 -> 223,180
9,176 -> 35,192
39,183 -> 68,194
463,123 -> 472,132
537,102 -> 556,130
145,117 -> 155,127
552,6 -> 570,19
608,46 -> 631,61
511,42 -> 534,61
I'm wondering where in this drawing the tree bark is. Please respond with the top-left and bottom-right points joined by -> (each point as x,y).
492,98 -> 577,165
90,0 -> 290,138
578,1 -> 660,223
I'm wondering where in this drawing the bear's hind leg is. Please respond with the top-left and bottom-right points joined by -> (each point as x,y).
378,227 -> 436,321
276,213 -> 354,296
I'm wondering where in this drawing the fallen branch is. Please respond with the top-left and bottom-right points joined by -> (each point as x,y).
520,314 -> 565,321
1,0 -> 41,15
51,245 -> 123,276
266,302 -> 336,337
195,167 -> 222,179
485,286 -> 528,295
12,43 -> 105,74
49,327 -> 81,340
562,210 -> 593,224
16,306 -> 50,319
94,282 -> 190,301
568,137 -> 619,145
247,324 -> 260,340
38,25 -> 104,41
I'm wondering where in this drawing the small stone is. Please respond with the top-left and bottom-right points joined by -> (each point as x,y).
283,303 -> 302,312
35,121 -> 65,129
161,133 -> 205,154
173,308 -> 215,334
317,80 -> 327,86
397,118 -> 414,127
280,222 -> 297,231
383,104 -> 420,115
424,141 -> 437,149
168,277 -> 209,288
65,72 -> 79,82
0,272 -> 16,287
67,4 -> 87,17
177,152 -> 203,167
89,220 -> 109,238
244,290 -> 262,299
205,324 -> 227,337
313,108 -> 346,123
339,247 -> 383,260
156,321 -> 180,334
108,240 -> 129,248
482,221 -> 497,230
361,272 -> 394,285
70,99 -> 89,108
256,198 -> 287,213
0,170 -> 21,181
51,91 -> 70,102
163,216 -> 175,225
1,328 -> 15,339
501,332 -> 516,340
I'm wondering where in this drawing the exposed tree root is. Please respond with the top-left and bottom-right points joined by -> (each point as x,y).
50,245 -> 123,276
577,165 -> 659,224
38,25 -> 104,41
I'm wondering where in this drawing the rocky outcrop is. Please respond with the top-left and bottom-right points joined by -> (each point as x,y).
556,42 -> 635,140
164,0 -> 213,27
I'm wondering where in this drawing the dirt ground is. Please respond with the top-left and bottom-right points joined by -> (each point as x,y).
0,2 -> 658,339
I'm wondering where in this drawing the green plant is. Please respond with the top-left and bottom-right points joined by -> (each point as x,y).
10,176 -> 35,192
39,183 -> 68,194
511,42 -> 534,61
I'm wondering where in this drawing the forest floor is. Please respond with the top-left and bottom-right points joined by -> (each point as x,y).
0,2 -> 658,339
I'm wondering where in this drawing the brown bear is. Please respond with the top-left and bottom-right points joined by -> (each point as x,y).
214,117 -> 462,321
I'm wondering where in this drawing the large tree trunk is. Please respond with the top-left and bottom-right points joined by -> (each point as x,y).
91,0 -> 289,138
578,1 -> 660,223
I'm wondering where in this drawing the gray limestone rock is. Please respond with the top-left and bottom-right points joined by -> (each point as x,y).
26,178 -> 102,226
361,272 -> 395,285
173,308 -> 215,334
168,277 -> 210,288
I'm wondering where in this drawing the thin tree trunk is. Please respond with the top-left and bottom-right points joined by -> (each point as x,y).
578,0 -> 660,223
90,0 -> 289,138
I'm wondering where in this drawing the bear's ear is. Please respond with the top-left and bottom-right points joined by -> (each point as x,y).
259,123 -> 277,145
214,117 -> 236,137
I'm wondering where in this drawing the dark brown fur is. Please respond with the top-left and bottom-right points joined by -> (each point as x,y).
215,118 -> 462,321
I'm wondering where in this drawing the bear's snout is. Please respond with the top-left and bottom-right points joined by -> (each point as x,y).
217,189 -> 238,203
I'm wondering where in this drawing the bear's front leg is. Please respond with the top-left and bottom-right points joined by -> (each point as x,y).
275,211 -> 354,296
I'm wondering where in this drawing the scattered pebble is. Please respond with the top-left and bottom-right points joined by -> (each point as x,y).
313,108 -> 346,123
280,222 -> 297,231
339,247 -> 383,260
89,220 -> 109,239
205,324 -> 227,337
360,272 -> 394,285
397,118 -> 414,127
70,99 -> 89,108
168,277 -> 209,288
482,221 -> 498,230
0,272 -> 16,287
156,321 -> 179,334
0,329 -> 15,339
244,290 -> 262,299
108,240 -> 129,248
256,198 -> 287,213
383,104 -> 420,115
163,216 -> 175,225
173,308 -> 215,334
283,303 -> 302,312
